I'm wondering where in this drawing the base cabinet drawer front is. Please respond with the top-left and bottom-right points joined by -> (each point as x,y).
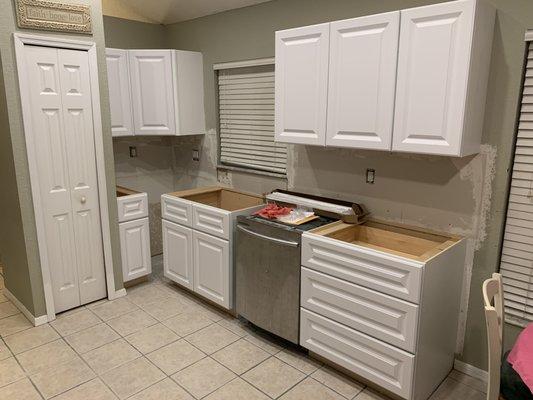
117,193 -> 148,223
120,218 -> 152,282
301,233 -> 423,303
192,203 -> 230,240
162,220 -> 194,290
161,195 -> 192,227
301,267 -> 419,352
300,309 -> 414,399
193,230 -> 230,309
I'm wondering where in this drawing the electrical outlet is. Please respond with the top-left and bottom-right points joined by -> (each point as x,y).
366,168 -> 375,184
192,149 -> 200,161
129,146 -> 137,158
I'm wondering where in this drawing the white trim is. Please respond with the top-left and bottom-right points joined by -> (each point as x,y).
3,288 -> 48,326
13,32 -> 119,319
213,57 -> 274,70
454,359 -> 488,383
112,288 -> 127,299
526,30 -> 533,41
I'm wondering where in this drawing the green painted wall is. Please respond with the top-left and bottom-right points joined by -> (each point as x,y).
0,0 -> 123,317
160,0 -> 533,370
103,16 -> 166,49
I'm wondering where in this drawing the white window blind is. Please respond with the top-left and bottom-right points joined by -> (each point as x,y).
500,41 -> 533,327
217,64 -> 287,175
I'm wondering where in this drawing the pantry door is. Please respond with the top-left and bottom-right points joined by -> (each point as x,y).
23,45 -> 107,313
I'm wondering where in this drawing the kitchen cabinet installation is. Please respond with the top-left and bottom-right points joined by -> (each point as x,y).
275,0 -> 495,156
117,186 -> 152,283
161,187 -> 264,309
299,220 -> 466,400
106,48 -> 206,137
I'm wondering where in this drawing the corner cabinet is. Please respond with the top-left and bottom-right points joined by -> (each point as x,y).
106,48 -> 206,137
274,0 -> 495,156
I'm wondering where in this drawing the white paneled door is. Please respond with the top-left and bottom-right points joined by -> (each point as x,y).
326,12 -> 399,150
24,45 -> 107,313
162,220 -> 193,290
106,48 -> 133,137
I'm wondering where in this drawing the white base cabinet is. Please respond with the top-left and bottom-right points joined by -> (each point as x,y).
300,221 -> 466,400
161,187 -> 263,310
117,187 -> 152,283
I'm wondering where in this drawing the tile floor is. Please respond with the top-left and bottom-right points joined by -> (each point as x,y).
0,257 -> 487,400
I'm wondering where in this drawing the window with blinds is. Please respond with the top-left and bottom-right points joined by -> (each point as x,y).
500,40 -> 533,327
217,64 -> 287,175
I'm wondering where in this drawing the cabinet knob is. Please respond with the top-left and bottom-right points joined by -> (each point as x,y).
81,196 -> 87,204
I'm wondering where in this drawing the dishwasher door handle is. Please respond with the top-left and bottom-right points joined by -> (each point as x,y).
237,225 -> 299,248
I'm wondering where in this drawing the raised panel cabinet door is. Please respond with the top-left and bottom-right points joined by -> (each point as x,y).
393,0 -> 475,156
129,50 -> 176,135
120,218 -> 152,282
162,220 -> 193,290
105,48 -> 133,137
193,230 -> 230,309
275,23 -> 329,145
326,12 -> 399,150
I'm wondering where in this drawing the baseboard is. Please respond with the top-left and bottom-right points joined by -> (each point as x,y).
3,288 -> 48,326
454,359 -> 488,382
110,288 -> 127,300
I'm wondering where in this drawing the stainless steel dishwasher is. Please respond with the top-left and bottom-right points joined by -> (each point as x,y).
235,214 -> 335,344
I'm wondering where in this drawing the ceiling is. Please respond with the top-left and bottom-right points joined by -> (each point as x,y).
102,0 -> 273,25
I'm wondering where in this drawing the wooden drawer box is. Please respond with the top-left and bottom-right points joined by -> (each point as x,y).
301,308 -> 415,399
301,266 -> 419,352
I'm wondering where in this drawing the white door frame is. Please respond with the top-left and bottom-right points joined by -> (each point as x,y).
14,33 -> 122,323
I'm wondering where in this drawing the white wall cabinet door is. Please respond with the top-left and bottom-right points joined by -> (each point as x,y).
392,0 -> 474,155
129,50 -> 176,136
275,23 -> 330,146
162,220 -> 193,290
106,48 -> 133,137
120,218 -> 151,282
326,12 -> 399,150
193,230 -> 230,309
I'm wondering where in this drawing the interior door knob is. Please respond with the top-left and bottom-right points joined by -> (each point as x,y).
81,196 -> 87,204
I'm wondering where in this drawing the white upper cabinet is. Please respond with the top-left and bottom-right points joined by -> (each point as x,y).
275,23 -> 330,146
393,0 -> 494,156
107,48 -> 206,137
326,12 -> 399,150
106,49 -> 133,137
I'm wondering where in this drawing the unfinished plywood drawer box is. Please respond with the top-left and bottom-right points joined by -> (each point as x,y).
300,221 -> 466,400
117,186 -> 151,282
161,187 -> 264,309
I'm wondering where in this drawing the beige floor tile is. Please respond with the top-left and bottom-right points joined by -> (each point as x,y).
0,356 -> 25,387
280,377 -> 346,400
354,388 -> 392,399
163,311 -> 213,336
4,324 -> 60,354
130,378 -> 194,400
54,378 -> 118,400
0,378 -> 42,400
276,348 -> 322,375
125,323 -> 179,354
90,298 -> 138,321
65,323 -> 120,354
0,301 -> 19,319
217,318 -> 253,338
50,309 -> 101,336
102,357 -> 165,399
448,369 -> 487,394
185,324 -> 239,354
172,357 -> 236,399
0,293 -> 8,304
428,376 -> 485,400
82,338 -> 141,375
126,284 -> 171,306
243,357 -> 305,398
0,338 -> 12,360
203,378 -> 269,400
312,366 -> 365,399
107,309 -> 157,337
16,338 -> 77,375
140,297 -> 193,321
244,331 -> 284,355
30,356 -> 95,399
147,339 -> 205,375
0,313 -> 32,337
193,303 -> 228,323
211,338 -> 270,375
